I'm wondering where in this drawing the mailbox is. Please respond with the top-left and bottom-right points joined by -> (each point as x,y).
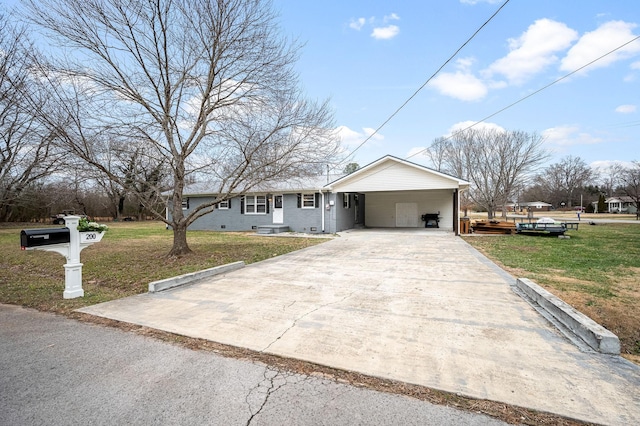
20,228 -> 70,249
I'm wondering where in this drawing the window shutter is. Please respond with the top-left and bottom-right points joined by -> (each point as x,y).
228,199 -> 232,208
266,194 -> 270,213
240,196 -> 244,214
315,193 -> 320,208
297,193 -> 301,208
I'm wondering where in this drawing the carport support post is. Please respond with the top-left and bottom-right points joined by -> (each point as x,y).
62,216 -> 84,299
453,189 -> 460,236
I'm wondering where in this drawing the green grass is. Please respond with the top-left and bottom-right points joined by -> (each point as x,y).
464,223 -> 640,357
0,221 -> 326,314
465,223 -> 640,289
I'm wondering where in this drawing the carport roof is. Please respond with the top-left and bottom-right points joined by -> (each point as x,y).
324,155 -> 470,192
180,155 -> 469,196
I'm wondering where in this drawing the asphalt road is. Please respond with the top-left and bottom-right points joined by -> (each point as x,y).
0,304 -> 506,426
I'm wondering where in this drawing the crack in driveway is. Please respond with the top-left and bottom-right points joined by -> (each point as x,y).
261,292 -> 355,353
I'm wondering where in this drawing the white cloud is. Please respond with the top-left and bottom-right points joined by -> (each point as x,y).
430,19 -> 578,100
407,146 -> 428,158
371,25 -> 400,40
590,160 -> 635,171
336,125 -> 383,149
632,61 -> 640,70
362,127 -> 384,142
349,13 -> 400,39
429,70 -> 487,101
485,19 -> 578,84
542,125 -> 602,147
384,13 -> 400,23
448,121 -> 505,135
615,104 -> 637,113
349,17 -> 366,31
560,21 -> 640,73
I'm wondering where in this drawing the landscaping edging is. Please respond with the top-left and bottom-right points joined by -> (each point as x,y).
515,278 -> 620,354
148,261 -> 245,293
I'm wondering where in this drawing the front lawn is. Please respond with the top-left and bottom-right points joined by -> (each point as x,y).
464,222 -> 640,361
0,221 -> 327,314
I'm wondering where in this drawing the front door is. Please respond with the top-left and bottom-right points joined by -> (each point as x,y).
396,202 -> 418,227
272,194 -> 283,224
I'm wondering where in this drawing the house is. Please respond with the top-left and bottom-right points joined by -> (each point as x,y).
605,196 -> 638,214
505,201 -> 553,212
178,155 -> 470,235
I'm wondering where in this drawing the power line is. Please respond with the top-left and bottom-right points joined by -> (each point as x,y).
407,33 -> 640,161
345,0 -> 511,160
335,34 -> 640,191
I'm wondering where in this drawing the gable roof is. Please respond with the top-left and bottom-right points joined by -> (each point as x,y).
521,201 -> 553,207
605,196 -> 635,203
324,155 -> 469,192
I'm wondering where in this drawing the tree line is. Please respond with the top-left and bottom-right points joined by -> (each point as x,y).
425,128 -> 640,219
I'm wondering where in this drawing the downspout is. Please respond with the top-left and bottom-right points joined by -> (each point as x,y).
320,190 -> 325,233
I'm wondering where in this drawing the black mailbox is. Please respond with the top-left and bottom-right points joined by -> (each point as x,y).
21,228 -> 70,249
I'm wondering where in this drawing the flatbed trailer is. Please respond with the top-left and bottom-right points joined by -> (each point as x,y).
515,222 -> 567,235
514,219 -> 580,236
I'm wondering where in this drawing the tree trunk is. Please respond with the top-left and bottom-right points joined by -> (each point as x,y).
117,196 -> 125,218
168,220 -> 192,257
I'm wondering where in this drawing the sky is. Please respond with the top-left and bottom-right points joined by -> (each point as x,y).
3,0 -> 639,176
272,0 -> 640,174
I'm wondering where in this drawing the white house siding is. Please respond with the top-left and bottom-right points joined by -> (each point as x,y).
330,161 -> 458,193
364,190 -> 453,229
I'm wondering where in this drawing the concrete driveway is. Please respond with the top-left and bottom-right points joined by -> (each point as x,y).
79,229 -> 640,425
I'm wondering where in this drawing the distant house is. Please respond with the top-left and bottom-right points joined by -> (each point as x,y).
605,196 -> 638,214
506,201 -> 553,212
175,155 -> 470,235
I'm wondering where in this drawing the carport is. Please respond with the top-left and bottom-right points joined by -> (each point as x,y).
325,156 -> 469,234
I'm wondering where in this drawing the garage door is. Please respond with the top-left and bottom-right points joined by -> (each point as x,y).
396,203 -> 419,227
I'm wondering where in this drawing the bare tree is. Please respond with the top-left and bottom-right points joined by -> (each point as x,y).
0,14 -> 62,221
620,161 -> 640,220
25,0 -> 340,255
599,164 -> 620,197
538,156 -> 593,208
427,128 -> 548,219
423,137 -> 450,173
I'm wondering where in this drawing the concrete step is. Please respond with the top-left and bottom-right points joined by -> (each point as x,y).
256,225 -> 289,234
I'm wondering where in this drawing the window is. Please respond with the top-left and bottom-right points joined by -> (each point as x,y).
244,195 -> 267,214
343,193 -> 350,209
182,198 -> 189,210
302,193 -> 315,209
218,200 -> 229,210
297,193 -> 319,209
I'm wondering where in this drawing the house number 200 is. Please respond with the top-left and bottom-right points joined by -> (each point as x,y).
85,233 -> 97,240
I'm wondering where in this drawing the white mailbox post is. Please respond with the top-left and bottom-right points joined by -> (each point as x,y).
20,215 -> 104,299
